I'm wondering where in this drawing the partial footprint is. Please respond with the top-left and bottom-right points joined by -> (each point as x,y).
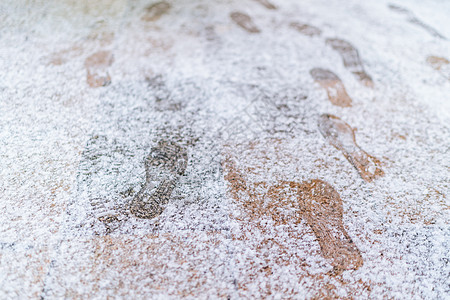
142,1 -> 171,22
129,139 -> 188,219
48,45 -> 83,66
326,38 -> 373,87
268,180 -> 363,274
427,56 -> 450,79
427,56 -> 449,70
387,4 -> 409,14
310,68 -> 352,107
47,24 -> 115,66
84,50 -> 114,88
388,4 -> 446,40
76,134 -> 133,235
290,22 -> 322,37
253,0 -> 277,10
230,11 -> 261,33
146,75 -> 184,111
318,114 -> 384,182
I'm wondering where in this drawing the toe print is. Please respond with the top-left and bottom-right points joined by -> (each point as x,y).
326,38 -> 373,87
310,68 -> 352,107
268,180 -> 363,274
130,140 -> 188,219
388,4 -> 446,40
84,51 -> 114,88
290,22 -> 322,37
230,12 -> 261,33
142,1 -> 171,22
318,114 -> 384,182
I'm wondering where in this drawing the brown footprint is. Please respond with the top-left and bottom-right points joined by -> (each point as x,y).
222,147 -> 363,275
310,68 -> 352,107
427,56 -> 450,79
326,38 -> 373,87
318,114 -> 384,182
268,180 -> 363,274
253,0 -> 277,10
142,1 -> 171,22
290,22 -> 322,37
388,4 -> 446,40
84,50 -> 114,88
230,11 -> 261,33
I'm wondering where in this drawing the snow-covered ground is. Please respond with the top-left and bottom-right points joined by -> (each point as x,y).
1,0 -> 449,298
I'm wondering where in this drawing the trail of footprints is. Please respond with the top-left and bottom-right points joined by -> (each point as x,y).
51,46 -> 114,88
227,9 -> 384,175
47,24 -> 116,88
72,0 -> 448,277
325,38 -> 374,87
253,0 -> 277,10
388,3 -> 446,40
226,3 -> 383,273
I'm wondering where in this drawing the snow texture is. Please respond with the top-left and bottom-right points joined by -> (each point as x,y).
0,0 -> 449,298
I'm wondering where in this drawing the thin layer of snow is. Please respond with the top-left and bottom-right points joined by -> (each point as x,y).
1,0 -> 449,298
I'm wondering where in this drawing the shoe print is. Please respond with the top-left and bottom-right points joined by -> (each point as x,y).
130,139 -> 188,219
268,179 -> 363,274
222,148 -> 363,275
388,4 -> 446,40
310,68 -> 352,107
318,114 -> 384,182
326,38 -> 373,87
253,0 -> 277,10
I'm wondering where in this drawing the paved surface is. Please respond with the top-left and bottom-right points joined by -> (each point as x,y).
1,0 -> 449,298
